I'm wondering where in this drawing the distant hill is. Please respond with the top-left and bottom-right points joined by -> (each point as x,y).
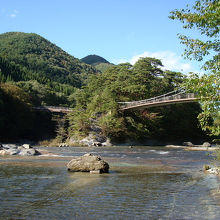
0,32 -> 98,87
81,55 -> 110,65
81,54 -> 114,72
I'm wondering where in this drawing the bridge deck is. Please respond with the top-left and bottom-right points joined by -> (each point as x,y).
33,91 -> 198,113
119,93 -> 198,110
33,106 -> 73,113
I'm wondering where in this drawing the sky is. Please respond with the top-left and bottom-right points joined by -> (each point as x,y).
0,0 -> 204,74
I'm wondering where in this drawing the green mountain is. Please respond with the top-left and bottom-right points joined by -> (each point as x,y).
81,54 -> 114,72
0,32 -> 98,87
81,54 -> 110,65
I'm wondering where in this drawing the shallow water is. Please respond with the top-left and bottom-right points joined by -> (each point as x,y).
0,146 -> 220,219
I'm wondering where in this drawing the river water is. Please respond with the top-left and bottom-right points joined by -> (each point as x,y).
0,146 -> 220,219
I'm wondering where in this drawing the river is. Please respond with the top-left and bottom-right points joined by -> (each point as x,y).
0,146 -> 220,219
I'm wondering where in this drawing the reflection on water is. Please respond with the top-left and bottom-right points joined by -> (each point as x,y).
0,146 -> 220,219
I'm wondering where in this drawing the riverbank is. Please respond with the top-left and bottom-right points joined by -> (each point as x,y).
37,140 -> 219,152
34,135 -> 215,148
166,144 -> 219,151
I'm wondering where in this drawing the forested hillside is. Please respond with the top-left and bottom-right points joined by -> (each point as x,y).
0,32 -> 98,87
0,32 -> 100,141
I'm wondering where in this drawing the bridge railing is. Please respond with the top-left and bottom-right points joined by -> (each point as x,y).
119,89 -> 183,104
119,92 -> 196,109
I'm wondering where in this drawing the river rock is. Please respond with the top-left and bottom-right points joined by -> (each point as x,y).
102,138 -> 112,147
18,147 -> 39,156
67,153 -> 109,173
0,144 -> 40,156
92,142 -> 102,147
204,165 -> 220,175
202,142 -> 211,147
22,144 -> 32,149
183,141 -> 194,147
206,167 -> 220,175
58,143 -> 69,147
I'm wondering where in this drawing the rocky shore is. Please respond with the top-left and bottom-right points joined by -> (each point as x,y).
166,141 -> 219,151
0,143 -> 40,156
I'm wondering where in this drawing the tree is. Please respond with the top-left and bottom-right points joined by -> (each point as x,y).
169,0 -> 220,135
68,57 -> 204,142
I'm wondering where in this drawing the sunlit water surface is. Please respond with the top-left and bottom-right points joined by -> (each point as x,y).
0,146 -> 220,220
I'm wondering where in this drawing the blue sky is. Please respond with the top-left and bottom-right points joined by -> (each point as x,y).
0,0 -> 204,73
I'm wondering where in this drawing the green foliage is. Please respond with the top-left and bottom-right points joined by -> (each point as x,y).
54,115 -> 69,143
185,72 -> 219,135
16,80 -> 76,106
169,0 -> 220,73
68,108 -> 91,138
0,32 -> 93,106
170,0 -> 220,136
0,32 -> 99,87
93,62 -> 115,73
0,55 -> 24,82
68,85 -> 124,139
68,57 -> 204,142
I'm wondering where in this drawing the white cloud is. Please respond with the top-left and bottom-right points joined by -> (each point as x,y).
130,51 -> 196,73
10,14 -> 16,18
114,51 -> 198,73
9,9 -> 19,18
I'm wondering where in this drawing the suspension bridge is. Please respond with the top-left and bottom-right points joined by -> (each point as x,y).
118,89 -> 198,111
34,89 -> 198,113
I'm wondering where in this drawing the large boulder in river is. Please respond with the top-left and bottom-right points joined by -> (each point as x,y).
67,153 -> 109,173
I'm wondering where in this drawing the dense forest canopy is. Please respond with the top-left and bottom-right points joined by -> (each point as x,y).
0,32 -> 101,107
